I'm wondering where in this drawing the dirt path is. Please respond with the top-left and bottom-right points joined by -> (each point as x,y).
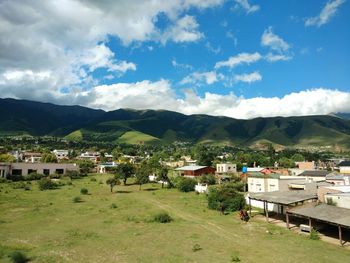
133,194 -> 240,242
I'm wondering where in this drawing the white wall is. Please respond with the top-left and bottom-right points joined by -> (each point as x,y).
324,194 -> 350,209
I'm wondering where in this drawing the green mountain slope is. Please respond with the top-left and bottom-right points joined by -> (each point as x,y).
1,98 -> 350,149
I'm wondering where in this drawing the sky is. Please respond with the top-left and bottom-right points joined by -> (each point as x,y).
0,0 -> 349,119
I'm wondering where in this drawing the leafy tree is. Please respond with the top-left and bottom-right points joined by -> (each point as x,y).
193,145 -> 215,166
135,164 -> 150,190
116,163 -> 135,185
207,184 -> 245,213
40,153 -> 58,163
156,167 -> 169,188
0,154 -> 16,162
178,177 -> 197,192
200,174 -> 216,185
106,176 -> 120,193
74,160 -> 94,174
278,157 -> 295,168
291,153 -> 304,162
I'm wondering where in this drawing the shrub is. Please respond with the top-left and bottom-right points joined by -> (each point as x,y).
73,196 -> 82,203
231,255 -> 241,262
207,184 -> 245,213
11,182 -> 26,189
110,203 -> 117,209
38,178 -> 57,191
152,212 -> 173,223
177,177 -> 197,192
25,172 -> 44,181
0,178 -> 10,183
200,174 -> 216,185
310,229 -> 320,240
80,188 -> 88,195
65,170 -> 81,179
192,244 -> 202,252
49,173 -> 63,179
90,177 -> 97,182
24,185 -> 31,191
9,251 -> 29,263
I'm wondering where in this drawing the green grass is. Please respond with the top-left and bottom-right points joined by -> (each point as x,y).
117,131 -> 160,145
1,176 -> 350,262
64,130 -> 83,141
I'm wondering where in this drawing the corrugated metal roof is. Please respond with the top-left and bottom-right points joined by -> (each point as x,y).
175,165 -> 207,171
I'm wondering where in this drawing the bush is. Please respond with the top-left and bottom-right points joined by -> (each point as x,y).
177,177 -> 197,192
110,203 -> 117,209
192,244 -> 202,252
310,229 -> 320,240
73,196 -> 82,203
200,174 -> 216,185
38,178 -> 57,191
90,177 -> 97,182
11,182 -> 26,189
9,251 -> 29,263
207,184 -> 245,213
152,212 -> 173,223
231,254 -> 241,262
0,178 -> 10,183
80,188 -> 88,195
65,170 -> 82,179
25,172 -> 44,181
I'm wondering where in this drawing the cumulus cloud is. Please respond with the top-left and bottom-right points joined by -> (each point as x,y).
234,71 -> 262,83
215,52 -> 262,69
181,71 -> 222,85
305,0 -> 345,27
82,82 -> 350,119
0,0 -> 223,104
261,27 -> 290,52
265,53 -> 292,62
234,0 -> 260,14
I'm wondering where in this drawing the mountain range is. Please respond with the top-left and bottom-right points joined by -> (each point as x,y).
1,98 -> 350,149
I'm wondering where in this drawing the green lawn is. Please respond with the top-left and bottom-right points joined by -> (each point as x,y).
1,175 -> 350,262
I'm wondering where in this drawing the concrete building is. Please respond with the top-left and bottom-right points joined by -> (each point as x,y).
0,162 -> 79,178
53,150 -> 69,160
216,163 -> 237,174
97,162 -> 118,173
295,161 -> 315,170
337,161 -> 350,174
317,185 -> 350,203
323,193 -> 350,209
297,170 -> 332,182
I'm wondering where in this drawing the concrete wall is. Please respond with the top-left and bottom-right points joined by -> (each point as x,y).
340,167 -> 350,174
10,163 -> 79,176
324,194 -> 350,209
216,163 -> 237,173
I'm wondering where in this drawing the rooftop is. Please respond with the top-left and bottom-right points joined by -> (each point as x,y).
322,185 -> 350,193
298,170 -> 331,177
248,191 -> 317,205
175,165 -> 208,171
288,203 -> 350,228
338,161 -> 350,167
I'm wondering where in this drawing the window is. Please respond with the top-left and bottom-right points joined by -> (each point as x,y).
12,169 -> 22,176
43,169 -> 50,176
55,169 -> 64,174
28,169 -> 37,174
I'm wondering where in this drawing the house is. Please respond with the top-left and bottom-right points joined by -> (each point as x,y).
323,193 -> 350,209
337,161 -> 350,174
297,170 -> 332,182
0,162 -> 79,178
53,149 -> 69,160
23,152 -> 42,163
317,185 -> 350,203
247,173 -> 307,193
97,162 -> 118,173
295,161 -> 315,170
78,152 -> 101,163
326,173 -> 350,186
216,163 -> 237,174
175,165 -> 216,177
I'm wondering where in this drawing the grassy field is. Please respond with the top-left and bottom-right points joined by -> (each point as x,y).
1,175 -> 350,263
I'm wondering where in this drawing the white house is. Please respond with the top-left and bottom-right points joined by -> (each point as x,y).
337,161 -> 350,174
324,193 -> 350,209
216,163 -> 237,174
53,149 -> 69,160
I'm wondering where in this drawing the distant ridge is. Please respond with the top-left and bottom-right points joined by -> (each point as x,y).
1,98 -> 350,149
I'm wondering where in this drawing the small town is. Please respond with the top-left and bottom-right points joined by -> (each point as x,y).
1,0 -> 350,262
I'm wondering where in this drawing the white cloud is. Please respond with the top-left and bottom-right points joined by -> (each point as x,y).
181,71 -> 222,85
234,71 -> 262,83
215,52 -> 262,69
261,27 -> 290,52
234,0 -> 260,14
265,53 -> 292,62
82,82 -> 350,119
305,0 -> 345,27
171,59 -> 193,70
161,15 -> 204,44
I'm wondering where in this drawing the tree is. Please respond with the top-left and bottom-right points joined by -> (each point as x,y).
106,176 -> 120,193
207,184 -> 245,213
193,145 -> 215,167
40,153 -> 58,163
0,154 -> 16,162
156,167 -> 169,188
135,165 -> 150,190
278,157 -> 294,168
115,163 -> 135,185
178,177 -> 197,192
291,153 -> 304,162
74,160 -> 94,174
200,174 -> 216,185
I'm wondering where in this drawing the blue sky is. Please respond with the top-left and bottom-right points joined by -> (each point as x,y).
0,0 -> 349,118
